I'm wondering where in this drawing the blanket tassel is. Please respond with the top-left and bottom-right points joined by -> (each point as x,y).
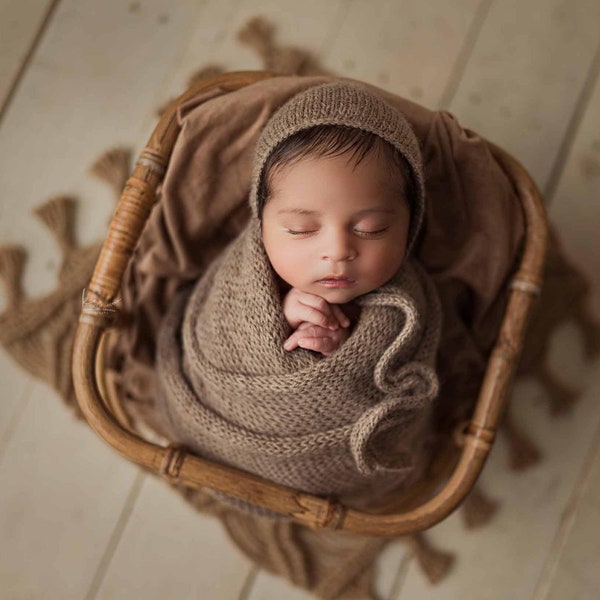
533,359 -> 581,415
237,17 -> 310,75
33,196 -> 76,259
460,484 -> 500,529
502,407 -> 542,470
573,300 -> 600,360
0,245 -> 26,310
406,532 -> 454,584
89,147 -> 132,202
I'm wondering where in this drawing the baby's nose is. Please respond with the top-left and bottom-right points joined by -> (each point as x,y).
321,233 -> 357,262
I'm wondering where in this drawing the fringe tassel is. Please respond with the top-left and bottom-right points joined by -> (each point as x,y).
237,17 -> 275,62
237,17 -> 308,75
89,147 -> 131,202
572,300 -> 600,360
502,408 -> 542,470
534,360 -> 581,415
33,196 -> 76,257
0,245 -> 26,309
461,485 -> 500,529
406,532 -> 454,584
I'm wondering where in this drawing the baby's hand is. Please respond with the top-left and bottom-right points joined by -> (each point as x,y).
282,287 -> 350,330
283,321 -> 351,357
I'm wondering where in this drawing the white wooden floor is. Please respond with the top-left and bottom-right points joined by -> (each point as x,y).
1,1 -> 600,598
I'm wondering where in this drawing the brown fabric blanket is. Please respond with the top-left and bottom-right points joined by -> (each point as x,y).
156,218 -> 441,509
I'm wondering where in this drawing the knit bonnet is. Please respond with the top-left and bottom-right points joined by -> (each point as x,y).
249,82 -> 426,254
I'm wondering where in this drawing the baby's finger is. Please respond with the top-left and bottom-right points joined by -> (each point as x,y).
297,295 -> 339,330
300,305 -> 339,329
283,329 -> 303,351
283,326 -> 321,351
298,334 -> 336,355
331,304 -> 351,328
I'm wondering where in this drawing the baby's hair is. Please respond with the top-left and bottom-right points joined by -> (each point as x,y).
257,124 -> 415,218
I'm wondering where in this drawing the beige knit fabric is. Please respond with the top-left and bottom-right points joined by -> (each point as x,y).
249,82 -> 425,254
157,216 -> 441,512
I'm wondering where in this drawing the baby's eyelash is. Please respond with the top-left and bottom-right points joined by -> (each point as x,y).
285,229 -> 316,236
354,227 -> 389,237
285,227 -> 389,238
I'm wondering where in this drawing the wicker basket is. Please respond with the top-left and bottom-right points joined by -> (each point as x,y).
72,71 -> 547,536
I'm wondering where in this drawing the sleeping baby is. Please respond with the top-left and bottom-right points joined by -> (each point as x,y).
156,82 -> 442,510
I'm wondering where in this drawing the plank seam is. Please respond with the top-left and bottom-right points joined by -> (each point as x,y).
530,414 -> 600,600
319,0 -> 353,58
0,0 -> 63,128
84,471 -> 146,600
389,547 -> 414,600
0,380 -> 36,465
543,36 -> 600,204
438,0 -> 495,110
237,566 -> 259,600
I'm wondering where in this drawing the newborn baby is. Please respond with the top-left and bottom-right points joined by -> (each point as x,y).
157,82 -> 442,508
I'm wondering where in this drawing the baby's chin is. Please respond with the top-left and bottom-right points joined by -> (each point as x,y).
304,284 -> 365,305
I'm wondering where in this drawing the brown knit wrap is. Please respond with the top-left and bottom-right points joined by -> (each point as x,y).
156,220 -> 441,507
249,82 -> 426,254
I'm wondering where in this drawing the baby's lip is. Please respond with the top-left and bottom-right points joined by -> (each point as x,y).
317,274 -> 356,287
317,274 -> 355,282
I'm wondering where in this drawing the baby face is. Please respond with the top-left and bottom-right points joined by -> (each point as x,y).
261,151 -> 410,304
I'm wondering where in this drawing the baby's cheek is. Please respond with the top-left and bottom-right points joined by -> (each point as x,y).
366,245 -> 405,287
269,245 -> 306,288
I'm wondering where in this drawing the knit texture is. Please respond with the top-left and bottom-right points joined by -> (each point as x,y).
156,219 -> 441,511
249,82 -> 426,254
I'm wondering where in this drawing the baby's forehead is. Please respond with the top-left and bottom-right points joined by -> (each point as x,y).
266,163 -> 409,220
269,150 -> 408,193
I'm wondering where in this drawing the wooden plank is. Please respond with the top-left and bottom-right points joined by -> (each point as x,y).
531,62 -> 600,600
545,62 -> 600,315
94,476 -> 253,600
0,0 -> 57,111
249,572 -> 315,600
325,0 -> 483,109
446,0 -> 600,189
134,0 -> 244,134
539,427 -> 600,600
0,352 -> 33,449
0,0 -> 59,445
0,384 -> 139,600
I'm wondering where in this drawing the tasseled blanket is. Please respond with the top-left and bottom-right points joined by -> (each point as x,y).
156,219 -> 442,507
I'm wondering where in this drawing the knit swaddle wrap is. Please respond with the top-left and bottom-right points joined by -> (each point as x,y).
156,220 -> 441,501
